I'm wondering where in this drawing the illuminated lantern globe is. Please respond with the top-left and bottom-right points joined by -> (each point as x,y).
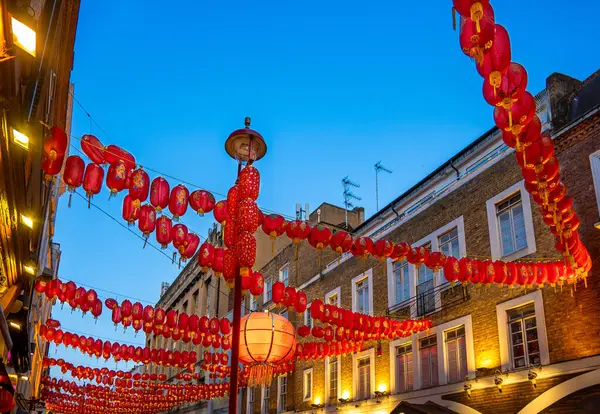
81,134 -> 106,164
189,190 -> 216,216
238,312 -> 296,387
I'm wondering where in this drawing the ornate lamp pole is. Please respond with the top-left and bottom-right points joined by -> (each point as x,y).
224,117 -> 266,413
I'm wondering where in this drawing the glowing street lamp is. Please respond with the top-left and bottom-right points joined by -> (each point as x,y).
11,128 -> 30,150
21,213 -> 34,229
10,16 -> 36,57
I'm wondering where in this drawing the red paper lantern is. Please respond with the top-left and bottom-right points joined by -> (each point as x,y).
220,318 -> 231,335
63,155 -> 85,191
453,0 -> 491,33
483,62 -> 528,109
294,291 -> 307,314
198,242 -> 215,272
297,325 -> 310,337
138,204 -> 156,240
239,165 -> 261,200
443,256 -> 460,284
189,190 -> 216,216
249,271 -> 264,297
476,24 -> 511,92
459,3 -> 495,64
238,199 -> 261,233
458,257 -> 473,284
283,286 -> 297,309
308,225 -> 332,252
236,232 -> 256,278
494,91 -> 536,137
212,247 -> 224,276
171,223 -> 189,252
181,232 -> 200,260
83,163 -> 104,198
122,194 -> 141,224
169,184 -> 189,220
310,299 -> 324,321
213,200 -> 228,226
106,161 -> 130,196
262,214 -> 286,248
407,246 -> 429,270
286,220 -> 311,245
372,239 -> 393,262
150,177 -> 170,212
330,231 -> 353,256
41,127 -> 68,177
272,281 -> 285,305
128,168 -> 150,202
155,216 -> 173,248
81,134 -> 106,164
223,248 -> 237,288
351,237 -> 374,260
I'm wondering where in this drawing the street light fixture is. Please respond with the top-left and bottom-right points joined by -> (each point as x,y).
11,128 -> 30,150
10,16 -> 36,56
23,264 -> 36,275
21,213 -> 34,229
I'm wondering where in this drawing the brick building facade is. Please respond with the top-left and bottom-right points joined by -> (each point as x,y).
243,68 -> 600,414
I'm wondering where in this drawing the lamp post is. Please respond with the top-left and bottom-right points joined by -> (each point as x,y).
225,117 -> 266,413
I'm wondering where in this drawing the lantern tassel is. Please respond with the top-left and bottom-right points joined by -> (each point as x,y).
68,193 -> 73,208
143,237 -> 148,249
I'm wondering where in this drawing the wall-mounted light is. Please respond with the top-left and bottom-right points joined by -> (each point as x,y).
11,128 -> 30,150
10,16 -> 36,57
528,364 -> 541,388
21,213 -> 34,229
9,321 -> 22,331
311,396 -> 324,409
463,375 -> 477,398
23,263 -> 36,275
338,390 -> 351,405
20,375 -> 28,381
494,370 -> 508,393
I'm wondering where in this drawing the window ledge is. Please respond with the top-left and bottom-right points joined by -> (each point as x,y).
500,246 -> 533,262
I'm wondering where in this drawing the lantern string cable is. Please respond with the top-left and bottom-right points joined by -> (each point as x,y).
71,190 -> 251,313
69,91 -> 114,144
55,327 -> 146,346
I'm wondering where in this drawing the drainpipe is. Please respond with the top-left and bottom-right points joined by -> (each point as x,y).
450,161 -> 460,179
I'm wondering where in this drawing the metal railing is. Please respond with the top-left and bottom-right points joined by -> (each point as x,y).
387,281 -> 471,319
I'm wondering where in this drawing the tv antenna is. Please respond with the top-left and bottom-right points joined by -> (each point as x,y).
342,176 -> 361,228
374,161 -> 392,212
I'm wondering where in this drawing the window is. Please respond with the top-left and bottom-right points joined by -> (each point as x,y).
192,290 -> 199,315
264,277 -> 273,303
182,300 -> 188,314
445,326 -> 467,384
304,307 -> 313,329
357,357 -> 371,400
420,335 -> 438,388
279,265 -> 289,286
248,387 -> 255,414
303,369 -> 313,402
278,376 -> 288,412
249,295 -> 257,311
486,183 -> 536,260
329,357 -> 338,402
392,260 -> 410,305
395,343 -> 413,393
262,385 -> 270,414
508,303 -> 541,369
497,193 -> 527,257
327,292 -> 339,306
416,244 -> 435,316
589,150 -> 600,217
352,269 -> 373,315
439,228 -> 460,258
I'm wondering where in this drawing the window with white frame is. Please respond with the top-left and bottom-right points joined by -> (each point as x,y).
249,295 -> 257,312
486,183 -> 536,260
496,193 -> 527,257
357,356 -> 371,400
279,264 -> 289,286
508,303 -> 541,369
304,306 -> 313,329
392,260 -> 410,305
445,325 -> 467,384
326,288 -> 340,307
328,357 -> 338,403
419,335 -> 438,389
303,369 -> 313,401
352,269 -> 373,315
439,228 -> 460,258
416,243 -> 435,316
589,150 -> 600,217
278,375 -> 287,412
262,385 -> 270,414
395,343 -> 413,393
264,277 -> 273,304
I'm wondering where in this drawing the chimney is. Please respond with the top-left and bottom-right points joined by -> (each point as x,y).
546,72 -> 582,131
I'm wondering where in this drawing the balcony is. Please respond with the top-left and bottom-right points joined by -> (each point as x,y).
388,281 -> 471,319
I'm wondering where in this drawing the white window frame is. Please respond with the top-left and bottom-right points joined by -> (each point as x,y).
388,259 -> 410,308
352,347 -> 376,401
249,295 -> 257,312
386,217 -> 466,312
304,303 -> 313,329
276,375 -> 288,413
279,263 -> 289,286
261,385 -> 270,414
589,149 -> 600,218
303,368 -> 313,402
246,387 -> 255,414
263,277 -> 273,304
324,355 -> 341,404
496,290 -> 550,372
351,268 -> 374,315
486,181 -> 536,261
388,338 -> 413,394
325,287 -> 341,307
444,325 -> 468,384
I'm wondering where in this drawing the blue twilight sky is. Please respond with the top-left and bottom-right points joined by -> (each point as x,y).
50,0 -> 599,373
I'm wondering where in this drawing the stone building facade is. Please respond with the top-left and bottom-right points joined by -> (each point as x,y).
243,68 -> 600,414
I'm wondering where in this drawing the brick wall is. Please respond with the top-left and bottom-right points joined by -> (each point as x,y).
249,112 -> 600,412
541,383 -> 600,413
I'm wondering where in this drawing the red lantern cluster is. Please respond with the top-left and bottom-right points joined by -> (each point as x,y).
34,277 -> 102,318
454,0 -> 590,282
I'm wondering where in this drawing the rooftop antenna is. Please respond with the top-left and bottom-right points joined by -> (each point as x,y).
374,161 -> 393,212
342,176 -> 361,229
